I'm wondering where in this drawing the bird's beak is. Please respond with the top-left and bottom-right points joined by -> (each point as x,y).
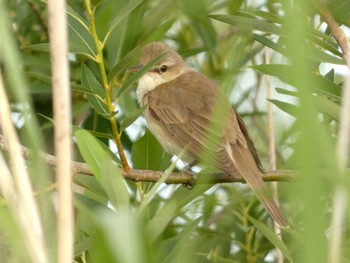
128,65 -> 142,73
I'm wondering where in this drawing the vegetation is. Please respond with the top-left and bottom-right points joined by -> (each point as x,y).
0,0 -> 349,262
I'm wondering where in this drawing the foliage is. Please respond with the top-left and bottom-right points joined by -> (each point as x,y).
1,0 -> 350,262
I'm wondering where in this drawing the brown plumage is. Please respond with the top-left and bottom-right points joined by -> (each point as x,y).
136,42 -> 288,227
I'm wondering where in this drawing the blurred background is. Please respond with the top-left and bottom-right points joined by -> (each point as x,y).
1,0 -> 349,262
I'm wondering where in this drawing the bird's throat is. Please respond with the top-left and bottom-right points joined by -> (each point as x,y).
136,73 -> 167,106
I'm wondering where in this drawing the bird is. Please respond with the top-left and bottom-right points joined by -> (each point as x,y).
133,42 -> 288,228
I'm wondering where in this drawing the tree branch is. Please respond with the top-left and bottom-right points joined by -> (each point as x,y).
318,4 -> 350,70
0,134 -> 295,186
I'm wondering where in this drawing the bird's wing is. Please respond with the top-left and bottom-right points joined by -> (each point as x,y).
147,71 -> 245,172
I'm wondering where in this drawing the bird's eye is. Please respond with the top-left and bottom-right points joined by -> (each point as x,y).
160,65 -> 168,73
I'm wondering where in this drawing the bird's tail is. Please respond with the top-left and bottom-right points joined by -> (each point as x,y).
232,146 -> 289,228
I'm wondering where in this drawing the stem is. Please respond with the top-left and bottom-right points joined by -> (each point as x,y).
48,0 -> 74,262
265,47 -> 283,263
85,0 -> 130,172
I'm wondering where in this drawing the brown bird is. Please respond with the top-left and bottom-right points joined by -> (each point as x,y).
134,42 -> 288,227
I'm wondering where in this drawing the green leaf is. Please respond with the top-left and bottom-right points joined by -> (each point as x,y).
211,14 -> 341,57
131,129 -> 171,171
181,0 -> 217,48
24,42 -> 95,58
74,236 -> 94,258
248,215 -> 293,262
107,46 -> 142,82
75,129 -> 111,181
328,0 -> 350,27
26,71 -> 92,94
275,87 -> 297,97
268,99 -> 299,117
75,129 -> 129,209
146,184 -> 211,243
102,0 -> 143,43
117,52 -> 167,97
253,34 -> 343,65
252,34 -> 287,55
95,209 -> 151,263
120,105 -> 146,132
251,64 -> 342,96
26,71 -> 52,84
24,43 -> 51,53
210,15 -> 284,35
324,68 -> 335,82
141,4 -> 177,42
100,156 -> 130,209
81,64 -> 109,117
66,4 -> 89,31
74,174 -> 106,197
81,64 -> 105,98
314,96 -> 341,121
67,12 -> 96,56
74,193 -> 112,218
156,218 -> 201,262
22,5 -> 92,58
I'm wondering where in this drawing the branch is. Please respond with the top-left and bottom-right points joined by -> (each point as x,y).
318,4 -> 350,70
0,135 -> 295,186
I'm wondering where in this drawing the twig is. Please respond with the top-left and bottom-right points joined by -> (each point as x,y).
47,0 -> 74,263
0,134 -> 295,186
265,48 -> 283,263
319,5 -> 350,69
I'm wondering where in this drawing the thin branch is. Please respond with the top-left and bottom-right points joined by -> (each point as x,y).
0,134 -> 295,187
47,0 -> 74,262
319,5 -> 350,69
265,47 -> 283,263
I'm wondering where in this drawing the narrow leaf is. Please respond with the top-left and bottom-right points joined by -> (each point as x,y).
248,215 -> 293,262
81,65 -> 109,117
25,42 -> 94,58
117,52 -> 167,97
120,105 -> 146,132
268,99 -> 299,117
146,184 -> 211,243
107,46 -> 142,82
251,64 -> 341,96
314,96 -> 341,121
67,15 -> 96,56
103,0 -> 143,43
131,129 -> 169,171
75,129 -> 110,181
210,15 -> 284,35
75,129 -> 129,209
